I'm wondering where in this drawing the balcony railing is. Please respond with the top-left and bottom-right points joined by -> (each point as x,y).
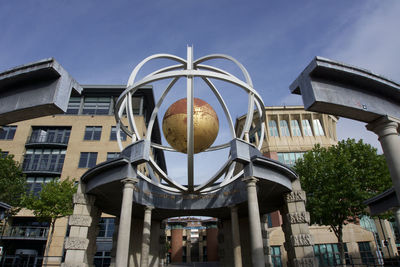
1,226 -> 49,240
26,135 -> 69,147
22,164 -> 63,174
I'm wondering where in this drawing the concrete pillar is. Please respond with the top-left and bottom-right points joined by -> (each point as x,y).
242,177 -> 265,267
62,183 -> 101,267
281,179 -> 317,267
230,206 -> 242,267
140,206 -> 153,267
116,178 -> 138,267
367,117 -> 400,231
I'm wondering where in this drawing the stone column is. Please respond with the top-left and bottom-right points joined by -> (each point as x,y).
230,206 -> 242,267
281,179 -> 317,267
62,183 -> 101,267
109,217 -> 119,267
186,229 -> 191,263
261,214 -> 272,267
367,117 -> 400,231
116,178 -> 138,267
140,206 -> 153,267
242,177 -> 265,267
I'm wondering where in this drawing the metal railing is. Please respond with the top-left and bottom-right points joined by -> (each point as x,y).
22,164 -> 63,173
1,226 -> 49,239
26,135 -> 69,146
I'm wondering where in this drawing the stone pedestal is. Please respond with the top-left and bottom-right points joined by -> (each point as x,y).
261,214 -> 272,267
62,183 -> 101,267
281,180 -> 318,267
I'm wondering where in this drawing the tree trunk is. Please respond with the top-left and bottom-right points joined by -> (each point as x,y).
43,219 -> 56,266
337,225 -> 346,267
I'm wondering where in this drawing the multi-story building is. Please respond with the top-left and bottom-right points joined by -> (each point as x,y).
165,217 -> 218,265
236,105 -> 398,266
0,85 -> 166,267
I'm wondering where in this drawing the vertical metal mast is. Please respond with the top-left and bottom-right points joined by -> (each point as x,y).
186,45 -> 194,191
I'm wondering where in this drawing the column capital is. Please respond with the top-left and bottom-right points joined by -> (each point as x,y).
144,205 -> 154,211
121,177 -> 138,188
242,176 -> 259,185
366,116 -> 399,138
230,205 -> 238,212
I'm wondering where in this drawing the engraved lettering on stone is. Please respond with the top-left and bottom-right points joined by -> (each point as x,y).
285,191 -> 306,203
64,237 -> 89,250
293,258 -> 316,267
61,263 -> 89,267
287,212 -> 310,224
291,234 -> 312,247
69,215 -> 92,227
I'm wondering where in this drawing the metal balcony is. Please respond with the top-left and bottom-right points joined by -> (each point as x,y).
25,135 -> 69,148
1,226 -> 49,240
22,164 -> 63,175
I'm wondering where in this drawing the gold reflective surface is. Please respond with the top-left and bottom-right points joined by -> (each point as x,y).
162,98 -> 219,154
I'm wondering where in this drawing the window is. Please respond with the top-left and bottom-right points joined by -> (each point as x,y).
0,126 -> 17,140
0,151 -> 8,158
268,120 -> 279,137
84,126 -> 102,141
313,119 -> 325,136
110,126 -> 127,141
66,97 -> 81,114
271,246 -> 282,267
23,149 -> 66,173
358,242 -> 374,265
26,177 -> 56,196
98,218 -> 115,238
279,120 -> 290,137
314,243 -> 348,267
290,120 -> 301,136
302,119 -> 313,136
30,127 -> 71,144
107,152 -> 120,161
277,152 -> 305,167
79,152 -> 98,168
82,97 -> 111,115
93,251 -> 111,267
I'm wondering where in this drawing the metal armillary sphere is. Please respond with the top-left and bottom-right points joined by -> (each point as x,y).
114,46 -> 266,193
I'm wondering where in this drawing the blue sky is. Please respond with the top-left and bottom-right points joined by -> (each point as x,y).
1,0 -> 399,184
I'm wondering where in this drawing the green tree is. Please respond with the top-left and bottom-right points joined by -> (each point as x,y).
23,179 -> 77,265
294,139 -> 391,265
0,150 -> 26,216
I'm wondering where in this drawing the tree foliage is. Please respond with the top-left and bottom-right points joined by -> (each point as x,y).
23,179 -> 77,265
0,149 -> 26,215
23,179 -> 77,222
294,139 -> 391,263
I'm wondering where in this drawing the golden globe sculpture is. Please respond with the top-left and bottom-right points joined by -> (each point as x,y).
162,98 -> 219,154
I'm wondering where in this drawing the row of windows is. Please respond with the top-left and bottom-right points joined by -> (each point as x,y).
78,152 -> 121,168
22,149 -> 66,173
271,242 -> 373,267
0,125 -> 128,142
26,177 -> 56,196
268,119 -> 325,138
277,152 -> 305,167
84,126 -> 127,141
66,96 -> 144,116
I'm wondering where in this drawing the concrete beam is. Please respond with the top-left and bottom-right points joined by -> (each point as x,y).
290,56 -> 400,123
0,58 -> 82,125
